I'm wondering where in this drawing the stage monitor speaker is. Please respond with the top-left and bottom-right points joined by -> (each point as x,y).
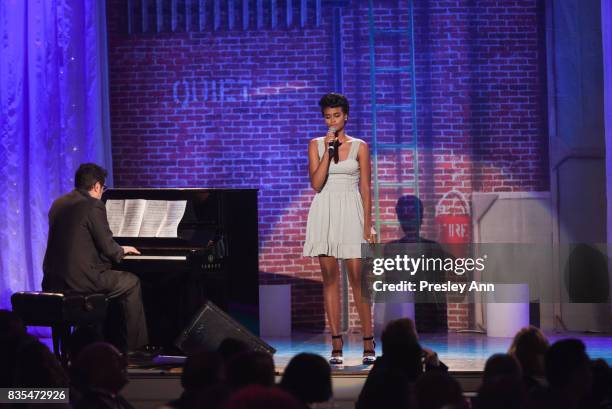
175,301 -> 276,355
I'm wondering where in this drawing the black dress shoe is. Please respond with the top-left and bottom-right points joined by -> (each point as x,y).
127,344 -> 162,358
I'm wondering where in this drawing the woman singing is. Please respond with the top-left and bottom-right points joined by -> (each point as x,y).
303,93 -> 376,365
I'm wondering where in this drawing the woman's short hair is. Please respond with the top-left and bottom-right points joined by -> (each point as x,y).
319,93 -> 349,115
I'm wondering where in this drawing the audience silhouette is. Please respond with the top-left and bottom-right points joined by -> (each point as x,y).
540,339 -> 593,409
280,352 -> 332,408
226,350 -> 276,391
71,342 -> 133,409
1,312 -> 612,409
416,371 -> 467,409
508,325 -> 549,398
160,349 -> 228,409
356,318 -> 447,409
473,353 -> 526,409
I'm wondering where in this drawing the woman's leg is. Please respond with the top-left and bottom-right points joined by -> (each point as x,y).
345,258 -> 374,354
319,256 -> 342,352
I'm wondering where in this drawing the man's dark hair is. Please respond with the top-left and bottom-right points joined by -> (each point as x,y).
75,163 -> 107,190
280,353 -> 332,404
545,338 -> 589,387
381,318 -> 423,379
226,350 -> 275,390
482,353 -> 522,385
217,337 -> 251,364
319,93 -> 349,115
381,318 -> 419,356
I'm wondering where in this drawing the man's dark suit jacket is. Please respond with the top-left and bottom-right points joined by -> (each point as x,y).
43,189 -> 124,293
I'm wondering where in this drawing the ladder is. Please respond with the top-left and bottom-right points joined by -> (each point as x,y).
367,0 -> 420,236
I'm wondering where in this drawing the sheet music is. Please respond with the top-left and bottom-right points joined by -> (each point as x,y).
105,200 -> 125,236
118,199 -> 147,237
106,199 -> 187,238
156,201 -> 187,237
138,201 -> 168,237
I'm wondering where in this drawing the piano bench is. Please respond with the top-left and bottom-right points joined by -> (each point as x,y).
10,291 -> 108,363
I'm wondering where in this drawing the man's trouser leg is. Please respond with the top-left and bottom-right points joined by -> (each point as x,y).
100,270 -> 148,351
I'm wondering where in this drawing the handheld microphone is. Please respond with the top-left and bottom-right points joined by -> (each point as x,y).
328,127 -> 337,154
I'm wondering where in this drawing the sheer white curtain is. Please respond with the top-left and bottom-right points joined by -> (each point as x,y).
0,0 -> 113,309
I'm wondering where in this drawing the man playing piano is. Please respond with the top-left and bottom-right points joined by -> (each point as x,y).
42,163 -> 148,352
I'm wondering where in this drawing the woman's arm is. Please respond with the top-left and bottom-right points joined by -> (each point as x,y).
358,141 -> 373,241
308,138 -> 333,192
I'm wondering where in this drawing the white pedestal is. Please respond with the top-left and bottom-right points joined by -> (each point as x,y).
259,284 -> 291,337
486,283 -> 529,338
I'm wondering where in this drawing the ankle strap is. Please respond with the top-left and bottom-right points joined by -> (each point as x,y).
332,335 -> 343,339
363,336 -> 374,341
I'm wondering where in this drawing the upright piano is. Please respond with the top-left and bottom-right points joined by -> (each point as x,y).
102,188 -> 259,352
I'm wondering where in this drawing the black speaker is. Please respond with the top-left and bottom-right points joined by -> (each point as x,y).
174,301 -> 276,355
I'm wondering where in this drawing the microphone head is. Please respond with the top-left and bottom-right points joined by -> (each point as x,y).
329,127 -> 337,133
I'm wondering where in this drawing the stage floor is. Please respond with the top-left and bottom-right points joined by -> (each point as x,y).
266,331 -> 612,372
36,330 -> 612,372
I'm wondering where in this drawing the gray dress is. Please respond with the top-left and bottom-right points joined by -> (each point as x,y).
303,137 -> 367,259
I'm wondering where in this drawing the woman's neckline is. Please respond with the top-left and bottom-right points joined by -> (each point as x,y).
336,135 -> 354,144
331,158 -> 357,165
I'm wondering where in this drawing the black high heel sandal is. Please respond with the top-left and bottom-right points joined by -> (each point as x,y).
362,336 -> 376,365
329,335 -> 344,365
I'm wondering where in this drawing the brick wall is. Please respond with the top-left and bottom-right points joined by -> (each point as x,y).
107,0 -> 547,332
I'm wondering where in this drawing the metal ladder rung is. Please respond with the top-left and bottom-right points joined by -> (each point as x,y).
375,67 -> 412,73
375,28 -> 410,34
379,220 -> 402,225
378,181 -> 417,188
376,143 -> 417,150
376,104 -> 412,111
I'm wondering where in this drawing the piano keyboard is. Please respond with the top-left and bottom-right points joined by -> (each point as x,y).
123,255 -> 187,261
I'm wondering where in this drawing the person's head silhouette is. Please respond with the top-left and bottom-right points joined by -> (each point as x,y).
395,195 -> 424,241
